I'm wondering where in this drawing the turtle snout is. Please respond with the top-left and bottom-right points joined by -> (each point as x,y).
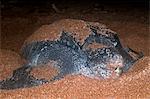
114,67 -> 123,76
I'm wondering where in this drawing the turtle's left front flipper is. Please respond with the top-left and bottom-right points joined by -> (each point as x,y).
118,46 -> 144,72
124,47 -> 144,61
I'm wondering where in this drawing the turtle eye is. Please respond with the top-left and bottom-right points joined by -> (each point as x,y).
115,67 -> 117,70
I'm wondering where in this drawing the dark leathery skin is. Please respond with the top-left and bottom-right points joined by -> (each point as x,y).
0,25 -> 143,90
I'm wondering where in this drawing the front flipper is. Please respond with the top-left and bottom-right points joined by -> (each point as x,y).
0,66 -> 48,90
120,47 -> 144,72
124,47 -> 144,61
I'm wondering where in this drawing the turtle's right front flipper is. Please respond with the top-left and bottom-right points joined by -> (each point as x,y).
0,66 -> 48,90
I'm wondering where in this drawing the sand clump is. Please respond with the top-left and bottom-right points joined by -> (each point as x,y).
25,19 -> 92,45
24,19 -> 107,46
30,61 -> 59,81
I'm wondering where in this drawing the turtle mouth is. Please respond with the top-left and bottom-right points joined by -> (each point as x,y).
114,67 -> 123,76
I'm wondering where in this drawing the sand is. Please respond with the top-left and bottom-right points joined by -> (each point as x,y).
1,3 -> 149,98
0,57 -> 150,98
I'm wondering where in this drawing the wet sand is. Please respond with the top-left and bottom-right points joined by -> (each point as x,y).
1,2 -> 149,98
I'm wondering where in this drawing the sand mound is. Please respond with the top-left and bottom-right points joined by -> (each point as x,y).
24,19 -> 107,45
1,57 -> 149,98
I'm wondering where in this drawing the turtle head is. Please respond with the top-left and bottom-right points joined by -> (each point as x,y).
106,54 -> 124,78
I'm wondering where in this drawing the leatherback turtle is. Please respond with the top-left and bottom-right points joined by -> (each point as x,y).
0,19 -> 143,90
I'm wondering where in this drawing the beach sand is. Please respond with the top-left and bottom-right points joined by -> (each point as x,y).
1,2 -> 149,98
